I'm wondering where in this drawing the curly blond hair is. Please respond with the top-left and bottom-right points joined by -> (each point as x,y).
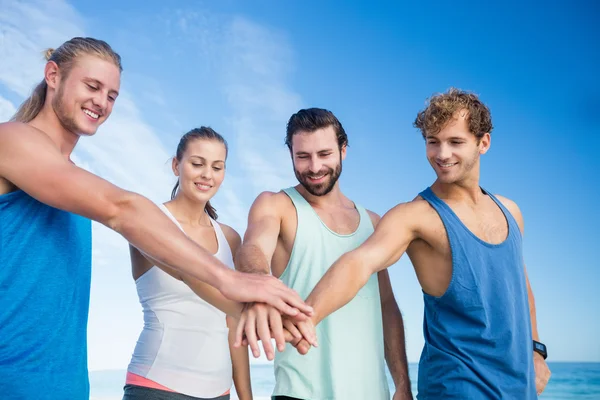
414,88 -> 493,140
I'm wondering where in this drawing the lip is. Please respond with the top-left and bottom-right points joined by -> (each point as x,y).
436,161 -> 458,171
307,174 -> 327,184
195,182 -> 213,192
82,107 -> 101,122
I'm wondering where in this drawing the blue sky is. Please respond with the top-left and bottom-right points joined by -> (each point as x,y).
0,0 -> 598,370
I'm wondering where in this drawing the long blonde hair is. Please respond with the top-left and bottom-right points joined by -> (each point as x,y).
11,37 -> 122,123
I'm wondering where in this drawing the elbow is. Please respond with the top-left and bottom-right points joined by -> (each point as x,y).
103,191 -> 142,233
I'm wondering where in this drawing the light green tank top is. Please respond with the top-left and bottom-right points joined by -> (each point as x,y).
273,187 -> 390,400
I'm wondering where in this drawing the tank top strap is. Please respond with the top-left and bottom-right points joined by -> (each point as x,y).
209,217 -> 234,263
483,189 -> 522,241
158,204 -> 185,232
354,203 -> 375,235
418,186 -> 464,244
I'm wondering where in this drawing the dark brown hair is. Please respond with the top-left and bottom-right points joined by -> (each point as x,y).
12,37 -> 122,123
285,108 -> 348,150
414,88 -> 493,140
171,127 -> 228,220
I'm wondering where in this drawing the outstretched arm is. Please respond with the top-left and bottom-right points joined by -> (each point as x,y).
307,202 -> 419,324
234,192 -> 311,360
0,122 -> 310,316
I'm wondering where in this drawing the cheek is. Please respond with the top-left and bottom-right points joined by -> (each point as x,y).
210,171 -> 226,189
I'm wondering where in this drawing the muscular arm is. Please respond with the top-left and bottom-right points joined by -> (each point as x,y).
496,195 -> 541,342
306,202 -> 419,324
235,192 -> 282,275
0,122 -> 309,314
496,194 -> 550,394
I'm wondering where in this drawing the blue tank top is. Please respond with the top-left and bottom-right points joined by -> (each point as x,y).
417,187 -> 536,399
0,190 -> 92,399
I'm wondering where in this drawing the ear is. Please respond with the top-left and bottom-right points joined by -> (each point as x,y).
171,157 -> 180,176
340,144 -> 347,161
479,133 -> 491,155
44,61 -> 61,90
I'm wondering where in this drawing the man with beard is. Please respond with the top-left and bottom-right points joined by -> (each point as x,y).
256,90 -> 552,398
234,108 -> 412,400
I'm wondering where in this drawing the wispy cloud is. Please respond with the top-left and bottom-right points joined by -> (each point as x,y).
0,95 -> 15,122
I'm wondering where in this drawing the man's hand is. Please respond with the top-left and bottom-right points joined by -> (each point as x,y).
219,271 -> 313,318
283,315 -> 316,355
534,352 -> 551,395
234,303 -> 317,360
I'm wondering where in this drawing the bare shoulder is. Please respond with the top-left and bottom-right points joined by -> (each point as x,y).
0,122 -> 54,151
382,198 -> 432,225
218,222 -> 242,254
365,209 -> 381,228
0,123 -> 57,192
252,190 -> 293,210
493,194 -> 524,231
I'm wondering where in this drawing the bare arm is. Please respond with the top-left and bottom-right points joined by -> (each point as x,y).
235,192 -> 282,274
496,194 -> 550,394
234,192 -> 311,359
0,123 -> 309,315
227,315 -> 253,400
307,202 -> 419,324
227,231 -> 253,400
496,195 -> 542,341
379,270 -> 412,398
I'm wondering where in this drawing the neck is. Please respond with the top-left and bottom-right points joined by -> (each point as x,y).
29,105 -> 80,159
295,183 -> 349,208
166,193 -> 211,227
431,169 -> 483,204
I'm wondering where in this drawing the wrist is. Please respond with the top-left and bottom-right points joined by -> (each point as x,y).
215,267 -> 233,293
533,340 -> 547,360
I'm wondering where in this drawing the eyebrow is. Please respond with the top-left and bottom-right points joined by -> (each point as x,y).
189,155 -> 225,163
83,77 -> 120,97
295,149 -> 334,155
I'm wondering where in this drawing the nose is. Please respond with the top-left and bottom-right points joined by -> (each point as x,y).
92,91 -> 108,113
437,143 -> 452,161
200,165 -> 212,180
308,157 -> 323,174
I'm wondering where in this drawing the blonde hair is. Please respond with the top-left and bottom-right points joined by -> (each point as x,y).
11,37 -> 122,123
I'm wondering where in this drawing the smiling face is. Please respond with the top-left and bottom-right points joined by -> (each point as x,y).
291,126 -> 345,196
172,138 -> 227,203
50,55 -> 121,136
425,110 -> 490,184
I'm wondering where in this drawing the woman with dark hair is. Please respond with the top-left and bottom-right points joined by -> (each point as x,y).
124,127 -> 252,400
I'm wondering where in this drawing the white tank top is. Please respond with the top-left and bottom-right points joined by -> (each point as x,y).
127,204 -> 234,398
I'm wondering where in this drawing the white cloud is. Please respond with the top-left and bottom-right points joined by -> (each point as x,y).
0,95 -> 16,122
0,0 -> 85,97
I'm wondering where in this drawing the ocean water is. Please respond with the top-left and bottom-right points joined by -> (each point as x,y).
90,362 -> 600,399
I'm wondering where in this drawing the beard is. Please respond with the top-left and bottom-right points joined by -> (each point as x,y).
294,162 -> 342,196
52,84 -> 81,134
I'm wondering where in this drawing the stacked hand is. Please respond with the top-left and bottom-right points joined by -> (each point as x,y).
233,302 -> 318,360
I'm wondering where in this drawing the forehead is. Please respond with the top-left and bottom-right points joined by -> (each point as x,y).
68,55 -> 121,91
184,138 -> 227,160
292,126 -> 338,152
